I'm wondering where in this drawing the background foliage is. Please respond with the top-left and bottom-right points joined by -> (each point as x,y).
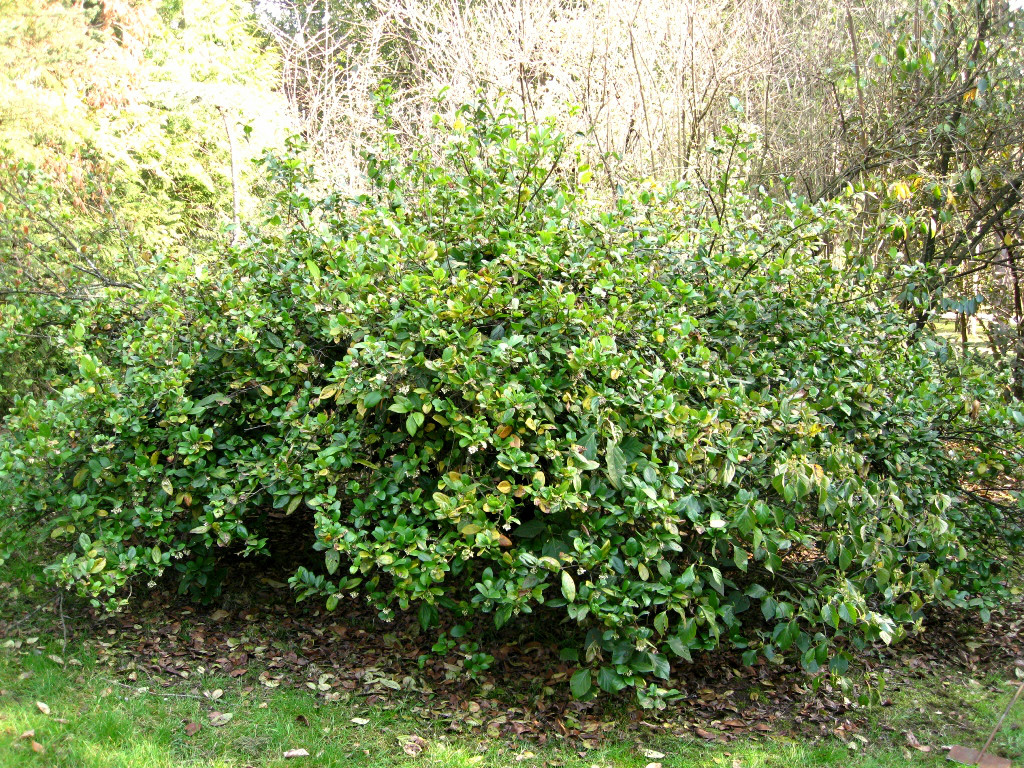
0,0 -> 287,409
261,0 -> 1024,393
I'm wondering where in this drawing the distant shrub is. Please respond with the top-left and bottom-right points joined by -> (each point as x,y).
2,100 -> 1022,705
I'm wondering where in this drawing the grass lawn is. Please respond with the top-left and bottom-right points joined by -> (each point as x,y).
1,643 -> 1022,768
2,557 -> 1022,768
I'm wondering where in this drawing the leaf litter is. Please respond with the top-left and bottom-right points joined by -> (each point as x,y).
1,558 -> 1021,753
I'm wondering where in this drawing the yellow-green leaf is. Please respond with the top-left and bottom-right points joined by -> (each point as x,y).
561,571 -> 577,602
306,259 -> 321,285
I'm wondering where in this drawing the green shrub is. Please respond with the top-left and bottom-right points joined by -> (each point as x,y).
0,151 -> 133,413
1,100 -> 1022,704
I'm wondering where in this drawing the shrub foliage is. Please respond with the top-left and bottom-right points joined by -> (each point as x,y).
2,101 -> 1022,703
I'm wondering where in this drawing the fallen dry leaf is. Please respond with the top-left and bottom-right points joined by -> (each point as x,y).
208,711 -> 233,727
184,722 -> 201,736
350,717 -> 370,725
35,701 -> 50,715
645,763 -> 663,768
283,748 -> 310,758
30,741 -> 45,754
401,734 -> 428,756
905,730 -> 931,753
19,729 -> 34,740
642,748 -> 666,759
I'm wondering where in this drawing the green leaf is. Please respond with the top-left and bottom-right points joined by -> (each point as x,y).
650,652 -> 671,680
667,635 -> 691,660
707,566 -> 724,595
151,546 -> 162,564
570,668 -> 592,698
418,602 -> 438,630
605,440 -> 627,488
306,259 -> 321,285
772,474 -> 786,497
838,602 -> 855,623
561,571 -> 577,602
514,519 -> 546,538
407,412 -> 425,435
325,548 -> 340,575
838,546 -> 854,570
654,611 -> 668,635
597,666 -> 626,693
733,545 -> 748,572
679,564 -> 696,587
829,654 -> 850,674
